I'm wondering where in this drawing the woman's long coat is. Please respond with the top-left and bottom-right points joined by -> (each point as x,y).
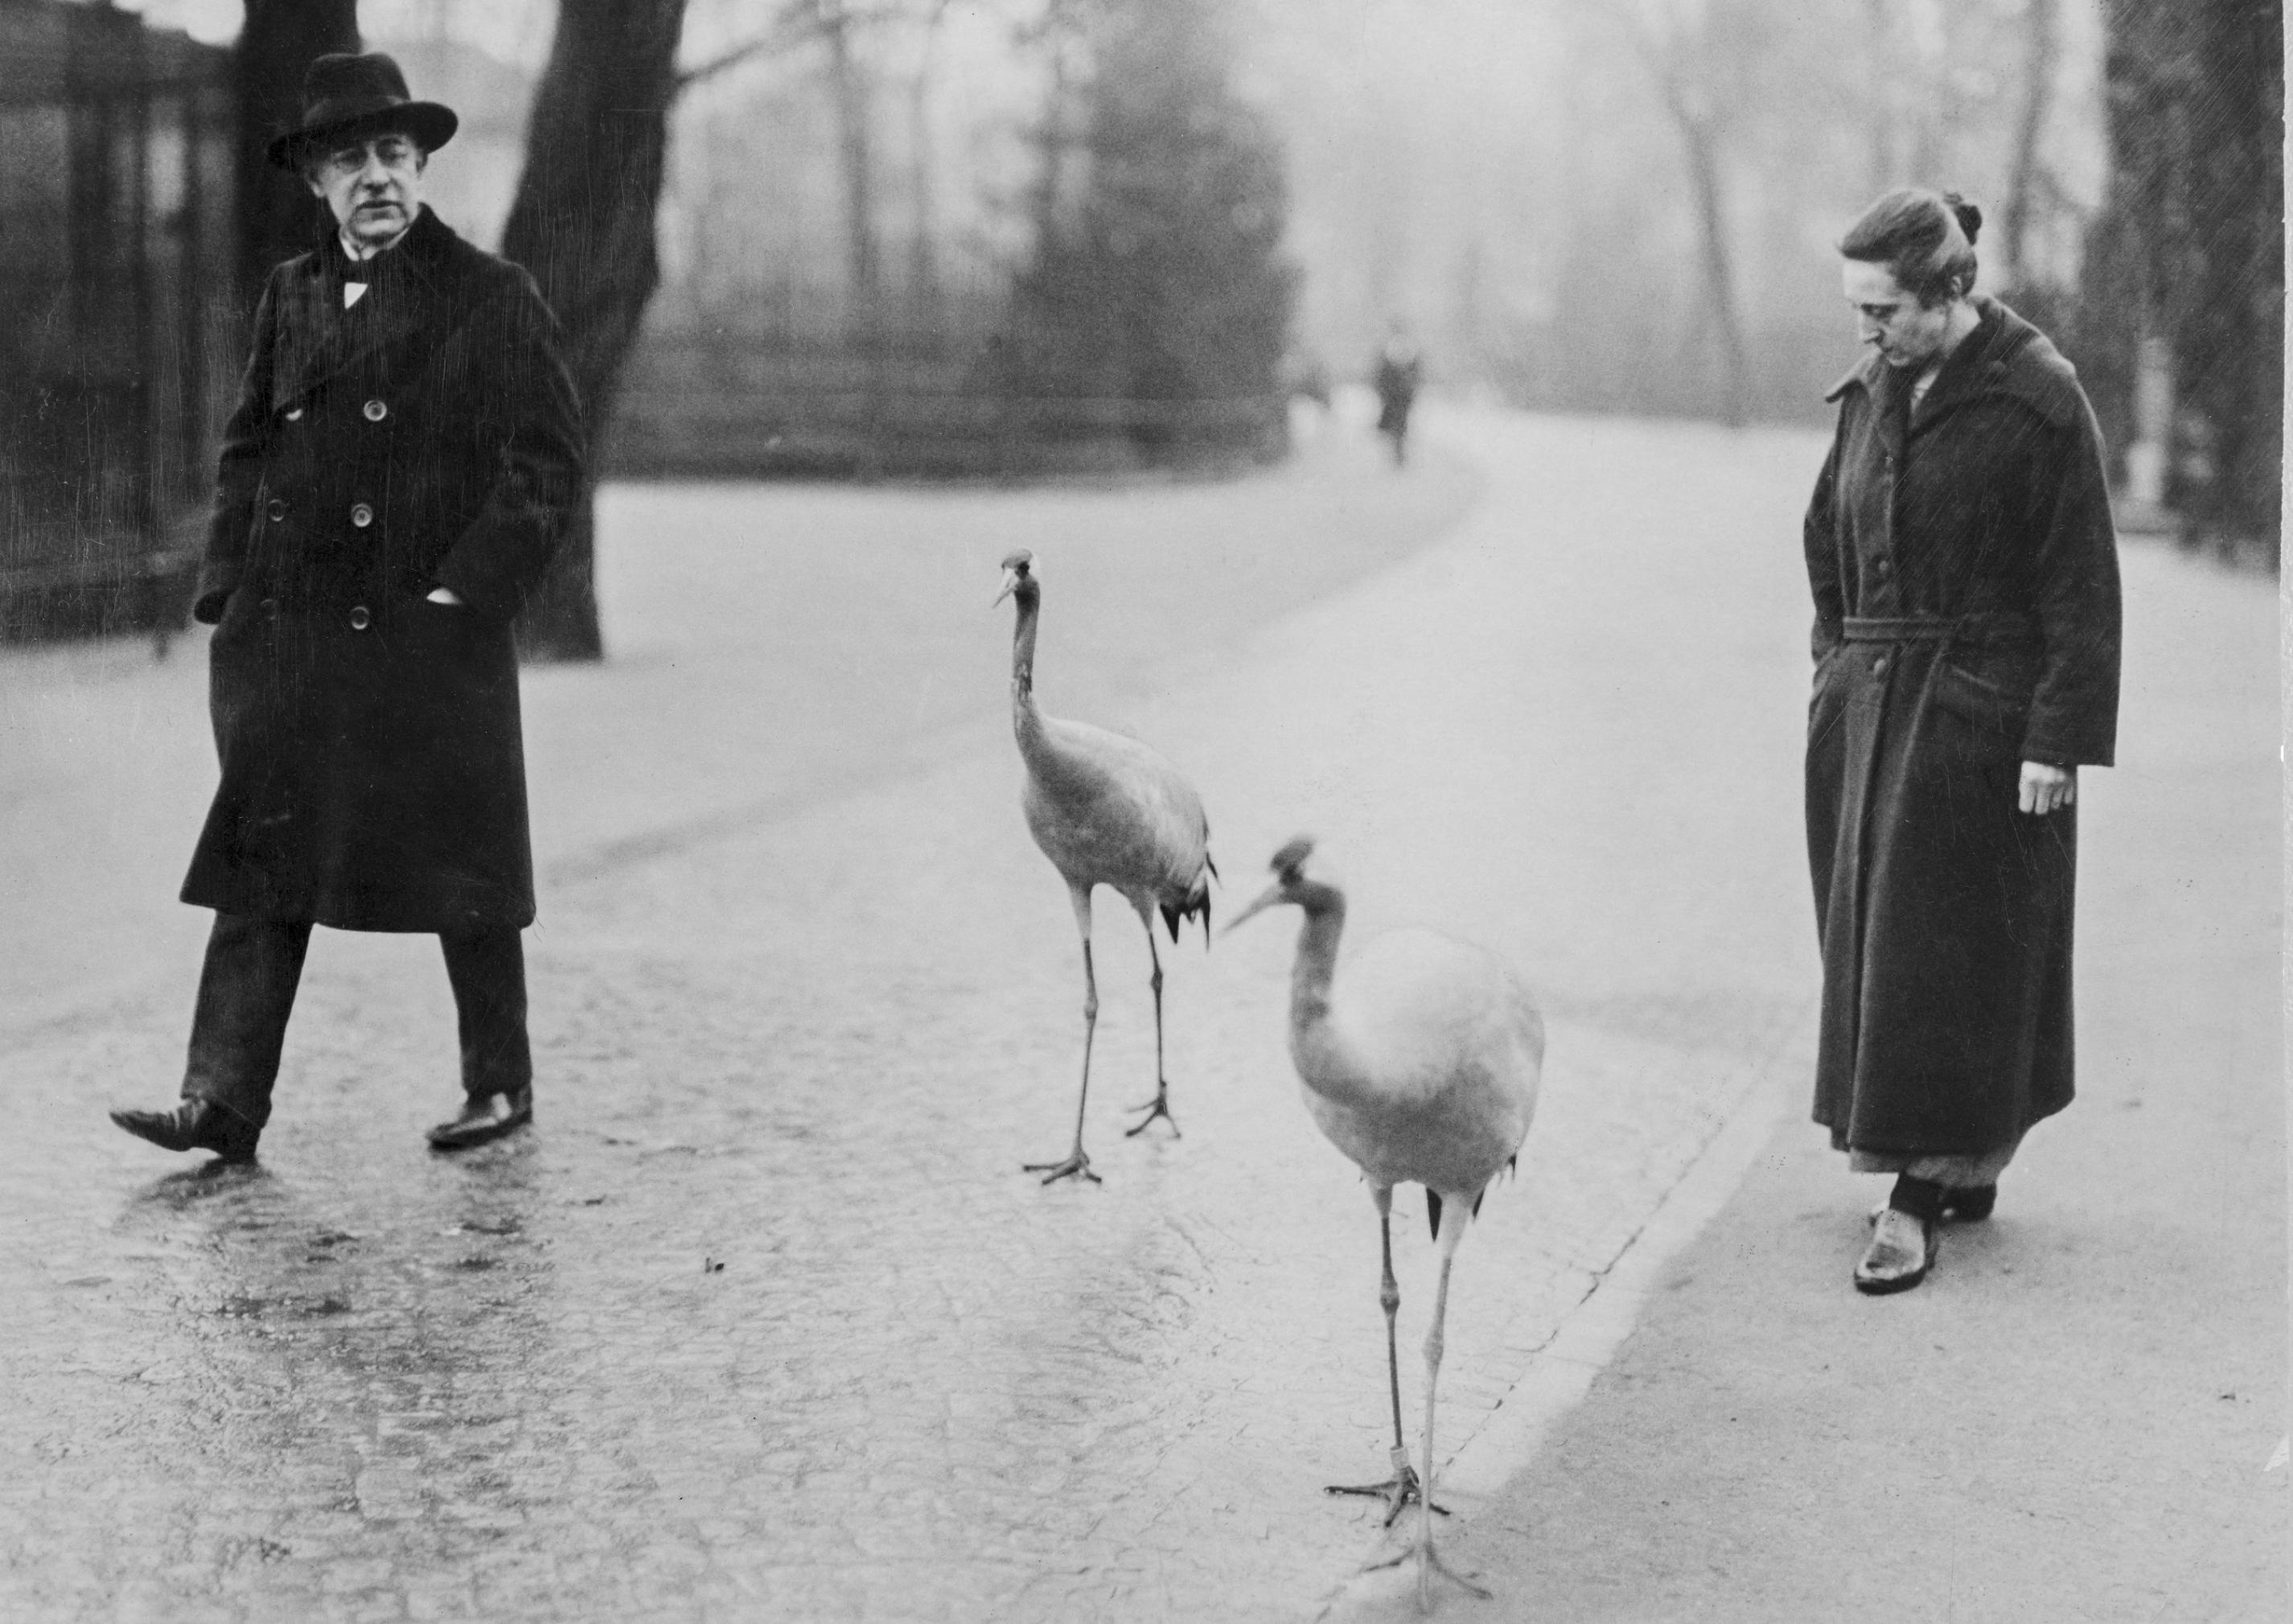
181,207 -> 584,933
1804,297 -> 2120,1158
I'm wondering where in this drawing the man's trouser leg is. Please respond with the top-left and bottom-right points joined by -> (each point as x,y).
182,913 -> 314,1132
442,927 -> 531,1101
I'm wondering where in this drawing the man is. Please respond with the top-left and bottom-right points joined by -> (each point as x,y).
109,53 -> 585,1162
1371,322 -> 1422,467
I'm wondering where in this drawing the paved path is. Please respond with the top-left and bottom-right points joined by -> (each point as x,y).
1334,500 -> 2285,1624
0,410 -> 2270,1622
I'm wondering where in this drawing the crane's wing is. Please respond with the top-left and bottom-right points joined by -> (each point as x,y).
1021,713 -> 1211,925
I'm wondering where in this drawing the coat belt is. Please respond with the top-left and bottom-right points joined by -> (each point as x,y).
1840,613 -> 2037,648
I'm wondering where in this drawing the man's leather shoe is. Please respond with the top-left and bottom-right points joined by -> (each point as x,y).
109,1099 -> 260,1161
427,1087 -> 532,1151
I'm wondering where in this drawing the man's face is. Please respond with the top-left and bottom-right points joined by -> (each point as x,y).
1841,259 -> 1951,371
306,133 -> 426,248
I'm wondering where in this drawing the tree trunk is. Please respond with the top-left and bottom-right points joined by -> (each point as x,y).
2002,0 -> 2060,290
500,0 -> 692,664
1679,123 -> 1752,426
820,2 -> 881,348
2094,0 -> 2283,553
1025,0 -> 1085,257
1626,14 -> 1752,426
1863,0 -> 1897,193
234,0 -> 360,306
906,1 -> 953,338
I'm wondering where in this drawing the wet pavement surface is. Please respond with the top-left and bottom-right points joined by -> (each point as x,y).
10,412 -> 1888,1619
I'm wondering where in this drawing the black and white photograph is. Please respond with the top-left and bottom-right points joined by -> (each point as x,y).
0,0 -> 2281,1618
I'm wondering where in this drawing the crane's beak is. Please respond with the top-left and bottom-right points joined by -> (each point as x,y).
1222,882 -> 1288,936
992,569 -> 1019,607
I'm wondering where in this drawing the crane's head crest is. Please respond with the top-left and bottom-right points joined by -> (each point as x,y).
1269,836 -> 1316,882
995,549 -> 1037,609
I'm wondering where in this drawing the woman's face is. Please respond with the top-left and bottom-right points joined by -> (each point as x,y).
1842,260 -> 1954,370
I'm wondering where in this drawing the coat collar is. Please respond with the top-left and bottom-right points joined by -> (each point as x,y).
273,206 -> 466,410
1823,296 -> 2080,430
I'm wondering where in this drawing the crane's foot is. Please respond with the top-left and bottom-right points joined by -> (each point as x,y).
1327,1465 -> 1449,1527
1366,1537 -> 1491,1606
1124,1088 -> 1180,1139
1023,1149 -> 1099,1186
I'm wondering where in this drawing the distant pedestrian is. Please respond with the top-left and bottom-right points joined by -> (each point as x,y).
1372,323 -> 1422,466
109,53 -> 584,1163
1802,188 -> 2120,1293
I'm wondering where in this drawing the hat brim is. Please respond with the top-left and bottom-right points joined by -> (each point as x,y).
268,102 -> 458,171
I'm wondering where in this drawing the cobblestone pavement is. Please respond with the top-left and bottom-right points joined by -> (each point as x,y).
6,412 -> 1831,1621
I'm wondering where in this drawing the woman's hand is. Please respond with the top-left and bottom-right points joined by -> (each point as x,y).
2019,761 -> 2076,815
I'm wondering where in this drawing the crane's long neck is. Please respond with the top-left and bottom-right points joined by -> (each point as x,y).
1010,581 -> 1041,699
1290,891 -> 1376,1108
1010,581 -> 1047,742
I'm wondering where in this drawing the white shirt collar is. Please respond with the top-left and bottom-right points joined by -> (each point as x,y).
338,223 -> 412,265
338,222 -> 410,306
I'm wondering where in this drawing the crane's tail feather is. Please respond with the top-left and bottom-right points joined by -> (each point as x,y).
1164,858 -> 1215,946
1424,1185 -> 1491,1241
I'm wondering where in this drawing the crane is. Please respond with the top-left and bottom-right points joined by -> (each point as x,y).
997,549 -> 1215,1186
1229,836 -> 1543,1610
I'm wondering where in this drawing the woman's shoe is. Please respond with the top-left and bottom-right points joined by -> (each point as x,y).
1855,1207 -> 1938,1294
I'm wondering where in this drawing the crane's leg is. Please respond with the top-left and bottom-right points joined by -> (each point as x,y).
1124,916 -> 1179,1138
1390,1195 -> 1492,1608
1025,886 -> 1101,1185
1327,1186 -> 1448,1524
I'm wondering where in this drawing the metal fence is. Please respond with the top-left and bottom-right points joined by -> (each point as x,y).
0,0 -> 235,643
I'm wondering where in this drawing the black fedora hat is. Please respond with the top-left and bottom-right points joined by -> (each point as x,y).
266,51 -> 458,171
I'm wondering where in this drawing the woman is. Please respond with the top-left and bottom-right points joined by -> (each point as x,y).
1803,189 -> 2121,1294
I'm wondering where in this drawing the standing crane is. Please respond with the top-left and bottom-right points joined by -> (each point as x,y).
1229,836 -> 1543,1610
997,549 -> 1214,1186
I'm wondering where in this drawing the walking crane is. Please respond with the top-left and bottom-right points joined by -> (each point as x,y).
997,549 -> 1214,1185
1229,836 -> 1543,1610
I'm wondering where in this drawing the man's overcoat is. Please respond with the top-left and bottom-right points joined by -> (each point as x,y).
183,207 -> 584,933
1804,297 -> 2119,1158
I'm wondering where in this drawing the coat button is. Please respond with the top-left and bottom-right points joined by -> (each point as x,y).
349,605 -> 372,631
1875,557 -> 1892,575
351,502 -> 374,528
1873,656 -> 1890,677
266,499 -> 286,521
260,597 -> 278,615
363,398 -> 388,422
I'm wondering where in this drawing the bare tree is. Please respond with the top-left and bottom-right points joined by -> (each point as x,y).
2000,0 -> 2061,289
816,1 -> 883,343
502,0 -> 692,662
1863,0 -> 1899,193
1619,1 -> 1757,426
235,0 -> 361,304
904,0 -> 956,335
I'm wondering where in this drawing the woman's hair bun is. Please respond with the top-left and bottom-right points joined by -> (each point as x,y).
1840,186 -> 1982,303
1943,191 -> 1983,244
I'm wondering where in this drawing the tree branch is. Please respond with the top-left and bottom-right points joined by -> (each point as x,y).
675,19 -> 812,93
